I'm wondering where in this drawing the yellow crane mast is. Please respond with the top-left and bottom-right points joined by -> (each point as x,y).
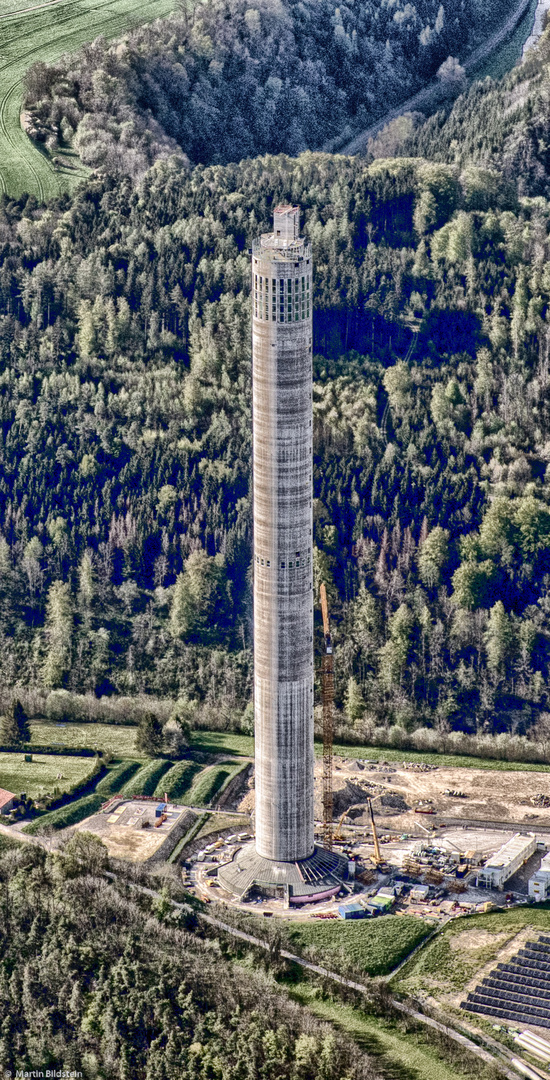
368,798 -> 383,866
320,583 -> 334,850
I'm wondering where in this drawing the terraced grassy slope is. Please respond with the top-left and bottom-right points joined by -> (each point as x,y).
120,758 -> 173,797
154,760 -> 201,801
0,0 -> 174,200
182,761 -> 247,807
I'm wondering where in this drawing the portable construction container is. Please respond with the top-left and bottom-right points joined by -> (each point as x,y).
338,902 -> 365,920
368,894 -> 393,910
529,851 -> 550,900
155,803 -> 166,818
410,885 -> 430,902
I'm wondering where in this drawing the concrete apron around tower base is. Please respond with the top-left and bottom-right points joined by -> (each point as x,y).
217,843 -> 349,906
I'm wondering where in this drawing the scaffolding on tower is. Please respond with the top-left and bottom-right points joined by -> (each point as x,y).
320,583 -> 334,850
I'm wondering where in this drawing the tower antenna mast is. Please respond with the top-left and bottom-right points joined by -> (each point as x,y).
320,583 -> 334,850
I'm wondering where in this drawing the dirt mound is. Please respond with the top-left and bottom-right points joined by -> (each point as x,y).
380,793 -> 409,813
330,780 -> 371,817
531,793 -> 550,807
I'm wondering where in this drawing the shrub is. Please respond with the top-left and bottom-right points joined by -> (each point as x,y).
135,713 -> 164,755
23,792 -> 104,833
44,690 -> 174,727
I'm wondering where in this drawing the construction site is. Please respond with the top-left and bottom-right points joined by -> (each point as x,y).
74,795 -> 196,862
168,580 -> 550,918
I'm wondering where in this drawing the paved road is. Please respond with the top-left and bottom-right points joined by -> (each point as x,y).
336,0 -> 534,156
436,816 -> 550,834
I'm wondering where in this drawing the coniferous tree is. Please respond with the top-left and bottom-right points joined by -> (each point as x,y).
0,700 -> 30,746
135,713 -> 165,756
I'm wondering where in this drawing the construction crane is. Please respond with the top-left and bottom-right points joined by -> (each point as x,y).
369,803 -> 382,868
320,583 -> 334,850
368,798 -> 385,868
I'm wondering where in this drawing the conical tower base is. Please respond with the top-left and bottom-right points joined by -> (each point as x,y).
217,843 -> 349,905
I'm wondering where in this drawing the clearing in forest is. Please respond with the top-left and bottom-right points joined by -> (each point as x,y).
31,720 -> 144,758
0,750 -> 94,799
0,0 -> 174,200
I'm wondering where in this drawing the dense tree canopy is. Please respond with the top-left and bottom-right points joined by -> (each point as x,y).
0,841 -> 380,1078
5,30 -> 550,743
22,0 -> 512,177
385,27 -> 550,199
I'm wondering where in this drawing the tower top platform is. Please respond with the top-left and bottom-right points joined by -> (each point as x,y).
253,205 -> 311,261
274,204 -> 299,240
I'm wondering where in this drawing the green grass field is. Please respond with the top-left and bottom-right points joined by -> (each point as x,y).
286,915 -> 430,978
190,731 -> 254,758
394,904 -> 550,996
289,986 -> 475,1080
330,742 -> 550,772
0,0 -> 175,199
31,721 -> 144,758
0,750 -> 95,799
191,730 -> 550,772
31,722 -> 550,773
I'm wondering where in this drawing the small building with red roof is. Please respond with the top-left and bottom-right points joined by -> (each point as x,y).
0,788 -> 16,815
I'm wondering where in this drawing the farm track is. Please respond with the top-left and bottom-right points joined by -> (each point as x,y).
337,0 -> 534,156
0,0 -> 174,199
0,0 -> 69,20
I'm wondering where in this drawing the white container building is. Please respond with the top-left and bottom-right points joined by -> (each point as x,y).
476,833 -> 536,890
528,851 -> 550,900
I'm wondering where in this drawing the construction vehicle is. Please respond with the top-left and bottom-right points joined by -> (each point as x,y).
320,583 -> 334,849
367,799 -> 390,872
333,810 -> 347,843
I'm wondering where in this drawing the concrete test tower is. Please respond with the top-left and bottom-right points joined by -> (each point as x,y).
219,206 -> 346,905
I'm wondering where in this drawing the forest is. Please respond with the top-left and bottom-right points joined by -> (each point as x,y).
383,22 -> 550,196
3,25 -> 550,748
21,0 -> 507,177
0,136 -> 550,744
0,835 -> 382,1078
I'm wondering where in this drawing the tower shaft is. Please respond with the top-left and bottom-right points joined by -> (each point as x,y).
252,206 -> 314,863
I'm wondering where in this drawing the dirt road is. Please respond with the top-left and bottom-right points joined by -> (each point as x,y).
336,0 -> 534,156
